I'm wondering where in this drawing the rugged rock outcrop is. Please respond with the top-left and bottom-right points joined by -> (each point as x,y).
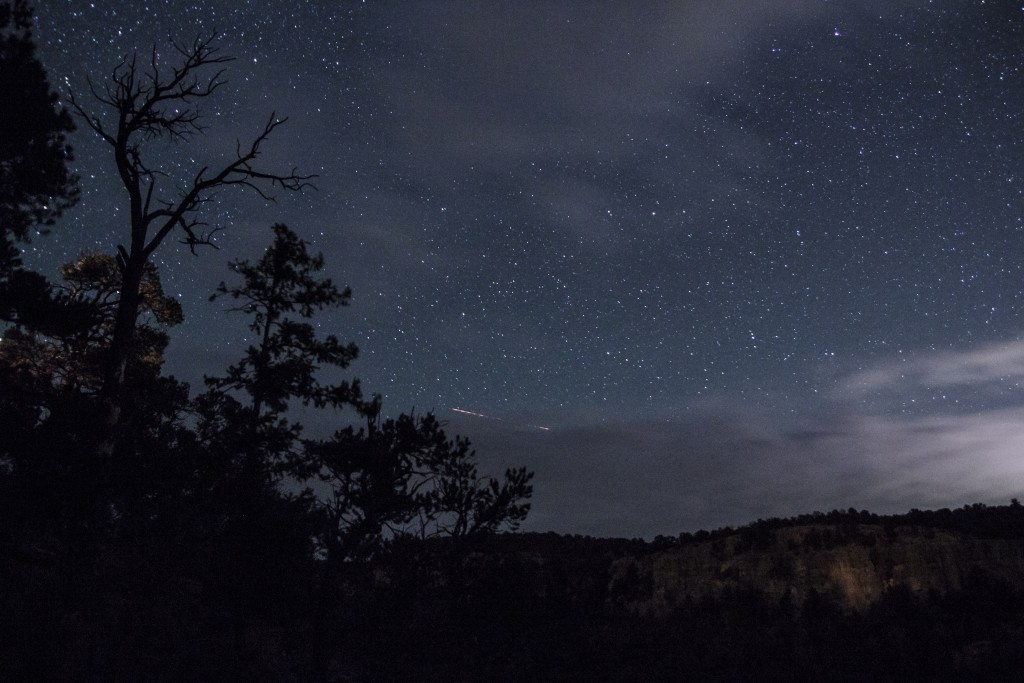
608,524 -> 1024,613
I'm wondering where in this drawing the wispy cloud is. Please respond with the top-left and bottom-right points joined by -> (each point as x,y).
840,337 -> 1024,395
456,339 -> 1024,538
455,396 -> 1024,539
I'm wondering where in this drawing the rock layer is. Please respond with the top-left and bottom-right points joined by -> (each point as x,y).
608,524 -> 1024,613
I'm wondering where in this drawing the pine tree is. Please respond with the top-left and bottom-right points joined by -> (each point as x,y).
0,0 -> 79,325
203,223 -> 363,472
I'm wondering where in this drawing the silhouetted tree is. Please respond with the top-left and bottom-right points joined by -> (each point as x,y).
1,253 -> 181,402
195,223 -> 360,668
202,223 -> 363,473
66,34 -> 314,442
195,224 -> 365,568
0,0 -> 78,325
208,225 -> 360,417
0,252 -> 188,546
201,224 -> 534,671
297,384 -> 533,674
303,411 -> 533,563
1,22 -> 545,668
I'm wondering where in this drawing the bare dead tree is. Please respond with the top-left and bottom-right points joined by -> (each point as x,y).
68,34 -> 315,441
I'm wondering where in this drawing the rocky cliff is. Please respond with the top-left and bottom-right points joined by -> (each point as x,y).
608,523 -> 1024,613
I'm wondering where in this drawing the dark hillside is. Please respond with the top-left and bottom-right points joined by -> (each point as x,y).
310,502 -> 1024,681
4,501 -> 1024,680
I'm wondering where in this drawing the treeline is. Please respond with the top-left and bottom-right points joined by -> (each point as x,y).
656,500 -> 1024,553
297,522 -> 1024,681
495,500 -> 1024,557
569,572 -> 1024,682
385,509 -> 1024,681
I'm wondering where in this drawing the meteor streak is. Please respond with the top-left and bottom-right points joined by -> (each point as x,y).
452,407 -> 550,432
452,407 -> 501,421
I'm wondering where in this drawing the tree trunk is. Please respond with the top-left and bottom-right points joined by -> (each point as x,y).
96,250 -> 145,454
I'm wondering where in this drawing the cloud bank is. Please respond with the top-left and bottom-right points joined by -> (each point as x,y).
462,337 -> 1024,538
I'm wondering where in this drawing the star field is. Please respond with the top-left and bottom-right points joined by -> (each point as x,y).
31,1 -> 1024,537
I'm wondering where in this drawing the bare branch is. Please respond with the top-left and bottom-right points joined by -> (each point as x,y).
67,87 -> 116,145
67,33 -> 318,413
141,113 -> 317,254
178,221 -> 223,255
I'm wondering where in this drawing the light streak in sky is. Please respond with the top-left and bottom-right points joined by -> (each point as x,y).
452,407 -> 550,432
452,407 -> 499,420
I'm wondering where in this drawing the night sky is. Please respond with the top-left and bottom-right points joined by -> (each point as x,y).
29,1 -> 1024,537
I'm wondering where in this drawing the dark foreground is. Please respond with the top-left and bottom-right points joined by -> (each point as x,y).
4,503 -> 1024,682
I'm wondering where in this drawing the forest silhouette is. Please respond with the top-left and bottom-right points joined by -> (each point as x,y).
4,2 -> 1024,680
2,3 -> 533,678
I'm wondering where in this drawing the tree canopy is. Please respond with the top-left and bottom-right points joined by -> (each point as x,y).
0,0 -> 78,243
0,0 -> 78,327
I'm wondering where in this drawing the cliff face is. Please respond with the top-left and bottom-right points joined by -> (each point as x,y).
608,524 -> 1024,613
